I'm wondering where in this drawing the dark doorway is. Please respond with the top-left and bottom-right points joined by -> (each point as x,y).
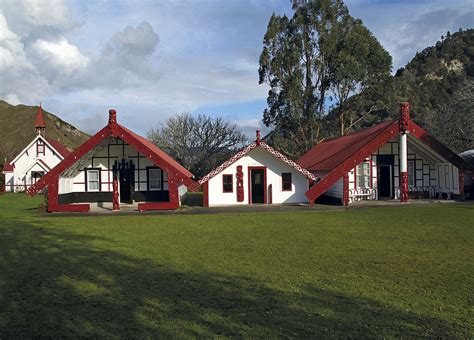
113,158 -> 135,203
378,165 -> 392,198
377,155 -> 394,199
250,168 -> 265,204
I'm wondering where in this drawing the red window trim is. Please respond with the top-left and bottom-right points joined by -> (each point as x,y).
222,174 -> 233,193
37,140 -> 45,155
282,172 -> 292,191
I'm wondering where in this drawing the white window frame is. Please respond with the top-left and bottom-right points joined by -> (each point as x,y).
408,160 -> 415,187
148,168 -> 162,191
87,169 -> 100,192
356,161 -> 371,189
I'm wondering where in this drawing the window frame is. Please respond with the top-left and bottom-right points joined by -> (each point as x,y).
222,174 -> 233,193
85,168 -> 101,192
37,139 -> 45,156
147,167 -> 163,191
356,161 -> 371,189
407,160 -> 415,187
282,172 -> 292,191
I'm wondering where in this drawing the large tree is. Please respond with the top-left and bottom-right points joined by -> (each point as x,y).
147,113 -> 246,178
259,0 -> 391,156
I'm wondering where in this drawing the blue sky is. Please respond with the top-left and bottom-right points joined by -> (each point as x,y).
0,0 -> 472,138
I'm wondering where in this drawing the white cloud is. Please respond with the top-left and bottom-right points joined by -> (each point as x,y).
31,38 -> 89,76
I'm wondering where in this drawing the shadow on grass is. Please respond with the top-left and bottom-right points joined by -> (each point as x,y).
0,218 -> 457,338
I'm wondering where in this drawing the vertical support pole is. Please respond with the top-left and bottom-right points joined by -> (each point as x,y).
168,175 -> 179,208
343,173 -> 349,206
399,102 -> 410,203
459,171 -> 465,200
48,176 -> 59,212
203,181 -> 209,207
112,178 -> 120,211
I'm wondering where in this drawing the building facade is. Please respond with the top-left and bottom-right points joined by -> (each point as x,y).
299,103 -> 466,205
199,132 -> 317,207
2,105 -> 70,192
27,110 -> 198,212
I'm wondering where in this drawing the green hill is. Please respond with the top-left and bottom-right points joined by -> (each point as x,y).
331,28 -> 474,152
0,100 -> 90,167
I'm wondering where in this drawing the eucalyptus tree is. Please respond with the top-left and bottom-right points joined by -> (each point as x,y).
259,0 -> 391,156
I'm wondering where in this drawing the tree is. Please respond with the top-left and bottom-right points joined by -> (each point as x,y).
329,18 -> 391,134
259,0 -> 391,157
147,113 -> 247,178
428,80 -> 474,153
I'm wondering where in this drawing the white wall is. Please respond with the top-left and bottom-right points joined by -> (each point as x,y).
8,135 -> 63,192
207,147 -> 309,206
59,138 -> 170,195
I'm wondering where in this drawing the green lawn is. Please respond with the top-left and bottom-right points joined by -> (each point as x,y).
0,194 -> 473,338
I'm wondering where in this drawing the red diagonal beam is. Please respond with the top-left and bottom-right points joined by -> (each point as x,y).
305,122 -> 399,202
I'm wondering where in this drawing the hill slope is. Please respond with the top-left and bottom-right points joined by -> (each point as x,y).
0,100 -> 90,165
330,28 -> 474,152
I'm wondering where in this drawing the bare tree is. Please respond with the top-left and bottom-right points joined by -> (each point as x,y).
147,113 -> 247,178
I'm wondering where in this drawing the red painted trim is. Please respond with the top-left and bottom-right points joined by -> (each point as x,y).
222,174 -> 233,193
138,201 -> 179,211
37,159 -> 51,171
27,117 -> 198,198
305,122 -> 398,202
343,173 -> 349,206
281,172 -> 292,191
203,181 -> 209,207
248,166 -> 267,204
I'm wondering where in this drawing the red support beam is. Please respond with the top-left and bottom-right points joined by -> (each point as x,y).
343,173 -> 349,206
203,181 -> 209,207
138,201 -> 180,211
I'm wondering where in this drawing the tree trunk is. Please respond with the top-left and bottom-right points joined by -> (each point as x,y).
339,106 -> 344,135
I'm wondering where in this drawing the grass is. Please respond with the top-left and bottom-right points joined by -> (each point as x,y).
0,193 -> 473,338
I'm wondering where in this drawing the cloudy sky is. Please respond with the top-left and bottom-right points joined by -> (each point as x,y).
0,0 -> 472,137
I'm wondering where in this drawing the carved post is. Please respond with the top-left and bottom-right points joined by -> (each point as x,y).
47,176 -> 59,212
168,175 -> 179,206
236,165 -> 244,202
343,173 -> 349,206
112,178 -> 120,211
459,171 -> 465,200
399,102 -> 410,203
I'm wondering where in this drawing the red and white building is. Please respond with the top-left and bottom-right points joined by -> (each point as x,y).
2,105 -> 70,192
299,103 -> 467,205
199,131 -> 317,207
27,109 -> 198,212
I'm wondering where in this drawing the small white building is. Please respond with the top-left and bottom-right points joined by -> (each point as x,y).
2,105 -> 70,192
199,132 -> 317,207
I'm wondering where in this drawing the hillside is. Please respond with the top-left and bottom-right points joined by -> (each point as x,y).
0,100 -> 89,166
330,28 -> 474,152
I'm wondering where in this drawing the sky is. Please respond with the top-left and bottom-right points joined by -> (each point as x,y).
0,0 -> 472,138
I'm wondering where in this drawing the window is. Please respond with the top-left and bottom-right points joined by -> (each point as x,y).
282,173 -> 292,191
87,169 -> 100,191
148,168 -> 162,191
37,140 -> 45,155
408,160 -> 415,187
356,161 -> 371,188
222,174 -> 233,193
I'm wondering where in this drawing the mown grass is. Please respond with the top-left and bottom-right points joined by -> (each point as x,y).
0,193 -> 473,338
